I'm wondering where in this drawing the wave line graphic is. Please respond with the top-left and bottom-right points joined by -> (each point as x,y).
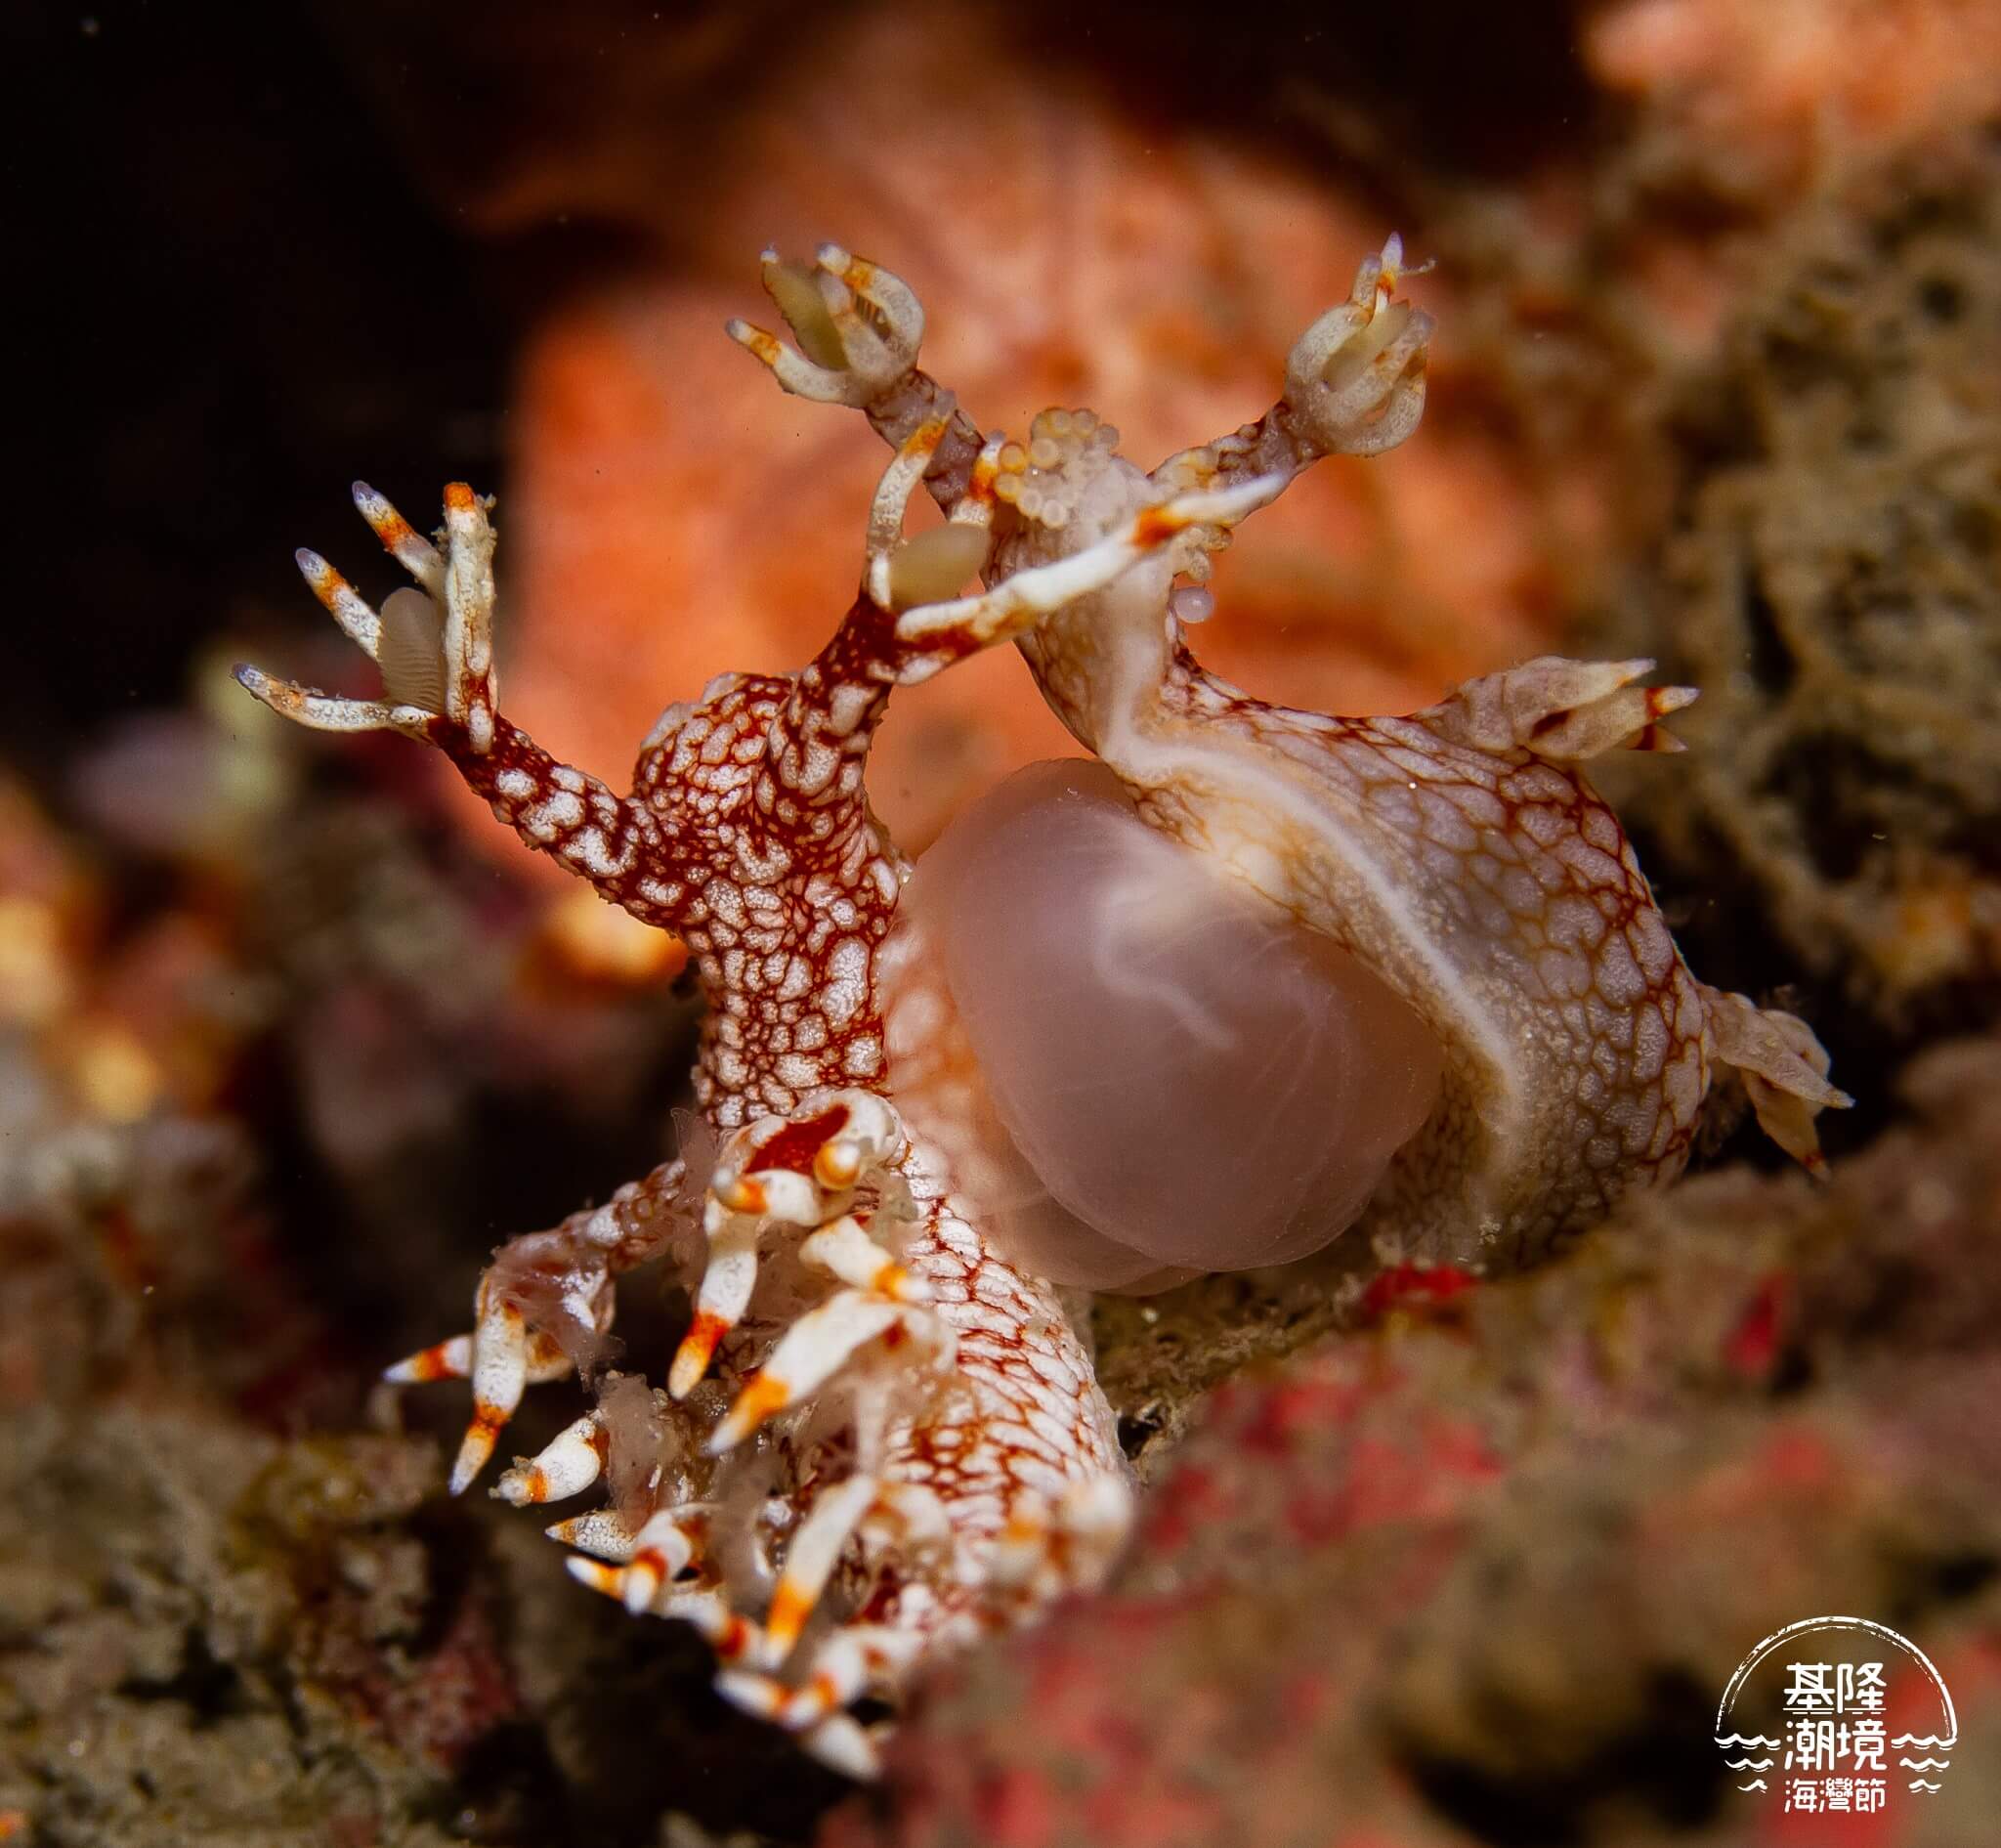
1890,1734 -> 1954,1749
1897,1757 -> 1950,1771
1715,1735 -> 1781,1748
1908,1780 -> 1943,1793
1736,1780 -> 1767,1792
1724,1757 -> 1774,1771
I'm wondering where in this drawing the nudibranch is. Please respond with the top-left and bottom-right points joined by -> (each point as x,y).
235,237 -> 1846,1775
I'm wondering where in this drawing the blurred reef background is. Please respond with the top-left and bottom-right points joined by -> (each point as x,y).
5,2 -> 2000,1843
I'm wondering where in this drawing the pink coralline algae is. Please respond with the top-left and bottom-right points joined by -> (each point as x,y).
822,1035 -> 2001,1848
236,238 -> 1843,1773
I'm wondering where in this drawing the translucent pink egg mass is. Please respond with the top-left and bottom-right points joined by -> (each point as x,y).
883,759 -> 1444,1289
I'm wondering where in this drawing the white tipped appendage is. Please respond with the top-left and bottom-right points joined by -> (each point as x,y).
726,245 -> 925,408
1283,237 -> 1434,458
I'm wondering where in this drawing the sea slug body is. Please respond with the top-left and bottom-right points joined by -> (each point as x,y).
236,237 -> 1845,1774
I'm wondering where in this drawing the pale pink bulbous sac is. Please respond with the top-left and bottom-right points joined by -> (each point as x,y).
881,759 -> 1444,1289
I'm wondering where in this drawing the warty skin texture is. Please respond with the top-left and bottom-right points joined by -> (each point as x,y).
234,238 -> 1846,1776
